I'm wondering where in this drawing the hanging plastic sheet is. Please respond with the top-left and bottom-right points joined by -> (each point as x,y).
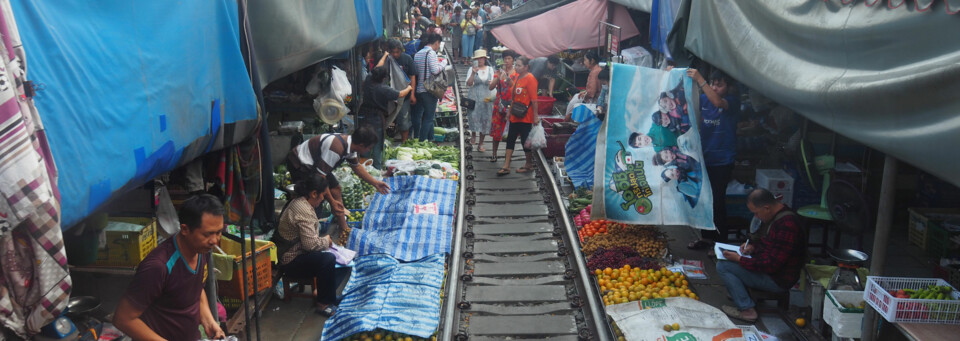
564,104 -> 603,188
348,176 -> 457,261
321,253 -> 445,341
10,0 -> 260,228
592,64 -> 714,229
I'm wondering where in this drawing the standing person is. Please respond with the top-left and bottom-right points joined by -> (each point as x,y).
275,174 -> 340,316
285,127 -> 391,236
582,50 -> 603,103
475,5 -> 488,52
376,39 -> 418,143
449,6 -> 464,62
460,10 -> 480,64
359,66 -> 414,169
113,195 -> 226,341
528,55 -> 560,97
686,68 -> 740,249
718,188 -> 805,322
488,50 -> 517,163
497,56 -> 540,176
412,33 -> 449,141
466,49 -> 495,151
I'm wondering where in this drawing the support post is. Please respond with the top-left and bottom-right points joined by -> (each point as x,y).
861,155 -> 898,340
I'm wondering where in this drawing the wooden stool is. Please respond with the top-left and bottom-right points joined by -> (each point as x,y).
280,271 -> 317,302
749,288 -> 790,311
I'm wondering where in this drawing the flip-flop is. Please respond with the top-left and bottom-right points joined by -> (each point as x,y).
722,305 -> 757,323
490,156 -> 498,163
478,146 -> 486,152
497,168 -> 510,176
687,239 -> 712,250
516,166 -> 533,173
315,304 -> 338,317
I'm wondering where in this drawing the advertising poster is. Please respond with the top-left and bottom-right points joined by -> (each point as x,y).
593,64 -> 714,229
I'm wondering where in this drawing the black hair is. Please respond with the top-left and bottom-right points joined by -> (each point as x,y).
598,67 -> 610,81
516,56 -> 530,67
501,50 -> 517,60
352,124 -> 379,147
420,32 -> 443,46
386,38 -> 404,52
369,65 -> 389,83
710,69 -> 736,88
748,188 -> 779,207
651,147 -> 678,166
628,132 -> 642,148
179,194 -> 224,231
294,173 -> 328,198
585,50 -> 600,65
547,55 -> 560,65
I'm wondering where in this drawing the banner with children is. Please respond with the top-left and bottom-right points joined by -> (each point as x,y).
592,64 -> 714,229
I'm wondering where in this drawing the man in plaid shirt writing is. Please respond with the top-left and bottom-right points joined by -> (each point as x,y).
718,188 -> 807,322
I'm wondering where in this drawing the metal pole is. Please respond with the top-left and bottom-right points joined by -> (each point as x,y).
861,155 -> 898,340
207,250 -> 218,322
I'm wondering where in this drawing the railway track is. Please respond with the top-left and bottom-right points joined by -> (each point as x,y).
438,56 -> 610,340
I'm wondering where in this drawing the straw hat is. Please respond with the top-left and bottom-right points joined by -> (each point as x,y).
472,49 -> 488,60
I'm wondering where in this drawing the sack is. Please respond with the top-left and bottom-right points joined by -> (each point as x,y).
509,102 -> 528,119
525,123 -> 547,150
460,96 -> 476,110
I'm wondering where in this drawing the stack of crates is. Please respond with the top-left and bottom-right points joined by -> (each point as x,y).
907,208 -> 960,257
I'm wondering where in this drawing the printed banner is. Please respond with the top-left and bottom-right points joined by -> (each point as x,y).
593,64 -> 714,229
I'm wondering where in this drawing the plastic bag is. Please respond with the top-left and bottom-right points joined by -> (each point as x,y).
330,66 -> 352,102
525,123 -> 547,150
566,92 -> 585,117
333,166 -> 358,189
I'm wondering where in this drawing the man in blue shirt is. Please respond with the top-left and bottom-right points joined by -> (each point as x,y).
686,68 -> 740,249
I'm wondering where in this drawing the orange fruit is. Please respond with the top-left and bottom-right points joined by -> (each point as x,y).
795,318 -> 806,327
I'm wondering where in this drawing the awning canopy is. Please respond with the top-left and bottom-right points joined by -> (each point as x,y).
484,0 -> 577,29
489,0 -> 641,59
683,0 -> 960,187
247,0 -> 383,87
11,0 -> 260,228
609,0 -> 653,12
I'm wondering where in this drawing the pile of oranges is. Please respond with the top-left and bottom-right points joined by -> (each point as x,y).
577,219 -> 622,241
595,265 -> 697,306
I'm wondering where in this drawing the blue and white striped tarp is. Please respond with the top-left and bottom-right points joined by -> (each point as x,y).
321,253 -> 445,341
348,176 -> 457,261
565,104 -> 603,188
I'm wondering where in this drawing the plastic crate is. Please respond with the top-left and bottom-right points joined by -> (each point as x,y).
908,208 -> 960,250
934,264 -> 960,290
863,276 -> 960,324
216,238 -> 274,300
824,290 -> 865,338
94,217 -> 158,267
926,220 -> 960,258
543,133 -> 570,158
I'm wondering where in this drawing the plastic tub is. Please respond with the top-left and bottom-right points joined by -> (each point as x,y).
535,96 -> 556,116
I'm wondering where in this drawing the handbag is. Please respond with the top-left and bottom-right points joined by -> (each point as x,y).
460,96 -> 476,110
422,50 -> 448,98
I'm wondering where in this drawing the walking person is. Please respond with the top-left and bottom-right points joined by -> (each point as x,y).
449,6 -> 464,62
411,33 -> 449,141
489,50 -> 517,162
460,10 -> 480,65
497,56 -> 540,176
466,49 -> 495,151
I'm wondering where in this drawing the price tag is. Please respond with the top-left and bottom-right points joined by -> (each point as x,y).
414,203 -> 439,215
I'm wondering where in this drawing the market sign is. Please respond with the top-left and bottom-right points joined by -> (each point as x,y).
592,64 -> 715,229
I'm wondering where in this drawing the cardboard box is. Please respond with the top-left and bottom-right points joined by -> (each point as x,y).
756,169 -> 794,206
95,217 -> 157,267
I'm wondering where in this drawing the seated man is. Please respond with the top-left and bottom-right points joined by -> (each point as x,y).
718,188 -> 806,322
113,194 -> 226,340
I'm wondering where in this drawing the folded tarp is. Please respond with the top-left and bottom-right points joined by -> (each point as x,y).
11,0 -> 259,228
321,253 -> 445,341
489,0 -> 641,58
247,0 -> 383,87
348,176 -> 457,261
683,0 -> 960,187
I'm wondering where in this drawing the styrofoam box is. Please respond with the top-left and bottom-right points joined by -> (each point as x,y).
824,290 -> 865,339
756,169 -> 795,206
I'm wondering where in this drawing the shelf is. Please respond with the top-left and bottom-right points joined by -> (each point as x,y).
69,265 -> 138,276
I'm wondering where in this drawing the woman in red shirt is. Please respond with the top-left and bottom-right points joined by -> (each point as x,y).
489,50 -> 517,163
497,56 -> 540,176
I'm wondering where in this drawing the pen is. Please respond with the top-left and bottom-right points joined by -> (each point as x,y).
743,239 -> 750,254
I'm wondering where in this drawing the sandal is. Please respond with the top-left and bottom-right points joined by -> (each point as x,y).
315,304 -> 338,317
497,168 -> 511,176
516,166 -> 533,173
490,155 -> 498,163
687,239 -> 713,250
722,305 -> 757,323
478,146 -> 486,152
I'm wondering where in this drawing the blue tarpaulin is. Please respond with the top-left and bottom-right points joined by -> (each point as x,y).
11,0 -> 259,228
348,176 -> 457,261
321,253 -> 445,341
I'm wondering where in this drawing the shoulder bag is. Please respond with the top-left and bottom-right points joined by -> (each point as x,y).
508,75 -> 529,119
422,50 -> 448,98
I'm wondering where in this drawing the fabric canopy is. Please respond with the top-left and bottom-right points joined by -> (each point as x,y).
247,0 -> 383,87
483,0 -> 576,29
610,0 -> 653,12
12,0 -> 260,228
683,0 -> 960,187
490,0 -> 641,59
